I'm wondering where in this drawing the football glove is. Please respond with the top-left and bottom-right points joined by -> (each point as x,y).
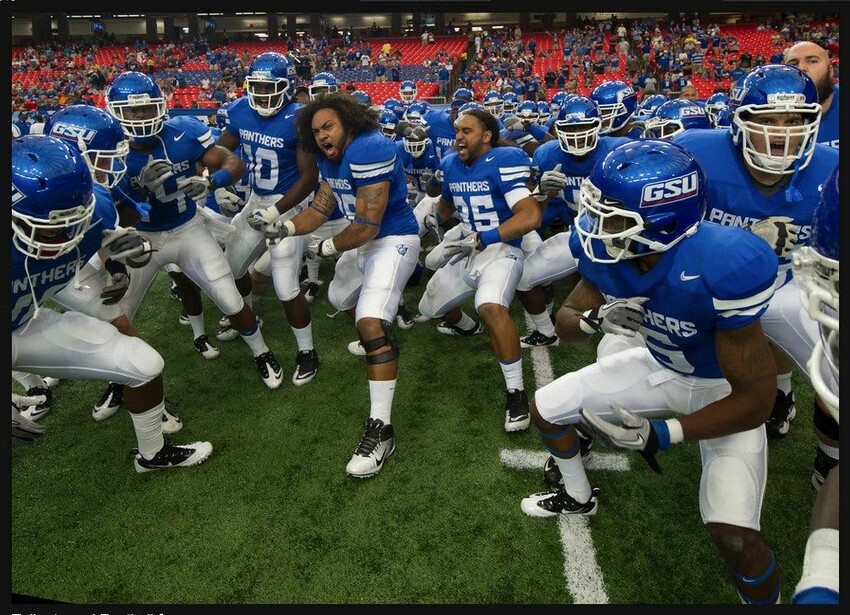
579,403 -> 668,474
503,115 -> 527,132
746,216 -> 801,259
100,272 -> 130,305
539,163 -> 567,193
12,394 -> 47,441
442,232 -> 484,266
101,227 -> 155,268
214,186 -> 245,214
306,237 -> 338,259
175,175 -> 211,201
140,159 -> 174,191
248,205 -> 281,232
580,297 -> 649,337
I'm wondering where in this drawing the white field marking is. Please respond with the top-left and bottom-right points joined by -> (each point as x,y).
501,314 -> 632,604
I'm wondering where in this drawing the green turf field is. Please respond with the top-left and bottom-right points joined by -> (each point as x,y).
11,261 -> 822,605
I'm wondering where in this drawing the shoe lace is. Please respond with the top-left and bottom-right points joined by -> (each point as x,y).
355,420 -> 383,456
256,351 -> 281,374
506,390 -> 528,419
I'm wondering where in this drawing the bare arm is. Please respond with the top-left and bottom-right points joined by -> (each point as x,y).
555,277 -> 606,344
677,321 -> 777,441
273,147 -> 319,214
290,181 -> 337,236
436,196 -> 460,232
489,196 -> 542,243
216,128 -> 240,152
326,181 -> 389,252
200,145 -> 246,183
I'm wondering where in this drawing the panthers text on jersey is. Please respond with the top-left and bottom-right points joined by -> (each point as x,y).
439,146 -> 532,248
673,128 -> 838,285
121,115 -> 216,232
569,221 -> 779,378
12,185 -> 118,330
224,96 -> 303,197
317,130 -> 419,238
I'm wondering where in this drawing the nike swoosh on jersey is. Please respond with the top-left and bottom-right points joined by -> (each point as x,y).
284,113 -> 296,119
174,132 -> 185,141
485,156 -> 495,162
680,272 -> 700,281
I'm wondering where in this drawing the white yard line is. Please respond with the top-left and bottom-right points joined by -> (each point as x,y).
498,315 -> 634,604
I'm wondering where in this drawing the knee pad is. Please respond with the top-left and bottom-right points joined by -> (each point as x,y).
361,320 -> 400,365
813,399 -> 840,441
701,455 -> 761,529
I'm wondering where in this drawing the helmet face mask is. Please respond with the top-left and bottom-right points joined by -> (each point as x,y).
574,141 -> 706,264
400,80 -> 417,104
83,139 -> 130,190
483,92 -> 504,118
378,110 -> 398,140
591,81 -> 637,134
556,118 -> 602,155
246,53 -> 296,117
106,72 -> 167,139
502,92 -> 519,114
12,136 -> 96,260
403,134 -> 429,158
309,72 -> 339,100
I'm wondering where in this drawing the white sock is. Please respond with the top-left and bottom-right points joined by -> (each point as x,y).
12,371 -> 45,390
500,357 -> 524,391
777,372 -> 793,395
241,324 -> 269,357
129,401 -> 165,460
291,322 -> 314,353
306,256 -> 320,283
555,455 -> 592,504
243,293 -> 254,308
188,313 -> 205,340
529,310 -> 556,337
368,379 -> 396,425
455,310 -> 477,330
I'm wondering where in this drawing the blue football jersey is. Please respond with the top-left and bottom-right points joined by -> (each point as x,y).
674,128 -> 839,285
818,84 -> 839,149
396,139 -> 440,196
224,96 -> 303,197
316,130 -> 418,239
440,146 -> 532,248
12,185 -> 118,330
122,116 -> 216,232
500,116 -> 538,149
423,108 -> 456,160
531,136 -> 632,220
569,222 -> 778,378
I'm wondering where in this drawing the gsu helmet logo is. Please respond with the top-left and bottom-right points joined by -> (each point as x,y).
50,122 -> 97,144
640,171 -> 700,208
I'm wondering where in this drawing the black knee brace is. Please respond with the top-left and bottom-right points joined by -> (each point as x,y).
813,398 -> 840,441
361,320 -> 400,365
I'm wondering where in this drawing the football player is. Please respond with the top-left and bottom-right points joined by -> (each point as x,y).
417,109 -> 542,433
791,166 -> 839,604
218,53 -> 322,387
104,71 -> 285,391
308,71 -> 340,100
589,80 -> 639,137
11,135 -> 212,471
784,41 -> 839,149
522,140 -> 782,605
642,99 -> 711,139
262,93 -> 422,479
674,64 -> 839,464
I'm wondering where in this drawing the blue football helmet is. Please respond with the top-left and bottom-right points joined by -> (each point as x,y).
514,100 -> 539,127
245,52 -> 296,117
309,71 -> 339,100
403,102 -> 430,127
12,135 -> 96,260
105,71 -> 167,138
642,99 -> 710,140
575,140 -> 706,263
554,95 -> 602,156
704,92 -> 730,127
450,87 -> 474,109
793,165 -> 839,418
634,93 -> 667,121
402,125 -> 431,159
383,97 -> 406,120
400,80 -> 418,104
351,90 -> 373,106
378,109 -> 399,140
590,80 -> 638,134
457,101 -> 487,117
482,91 -> 504,118
549,91 -> 571,116
536,101 -> 551,125
45,105 -> 129,190
216,101 -> 233,130
729,64 -> 821,175
502,92 -> 519,114
714,106 -> 732,129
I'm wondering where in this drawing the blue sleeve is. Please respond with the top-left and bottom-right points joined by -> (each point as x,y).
171,115 -> 217,155
494,148 -> 532,198
349,134 -> 398,188
93,185 -> 119,231
528,123 -> 549,141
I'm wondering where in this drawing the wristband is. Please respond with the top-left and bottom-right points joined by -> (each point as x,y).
322,238 -> 339,257
578,310 -> 597,335
479,228 -> 501,247
664,418 -> 684,445
282,220 -> 296,237
209,168 -> 234,190
533,183 -> 549,202
650,419 -> 672,451
104,259 -> 128,276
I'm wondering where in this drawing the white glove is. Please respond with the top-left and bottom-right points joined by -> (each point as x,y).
539,163 -> 567,193
433,169 -> 444,183
214,186 -> 245,214
306,237 -> 338,259
579,403 -> 665,474
746,216 -> 801,259
100,272 -> 130,305
580,297 -> 649,337
503,115 -> 526,132
101,227 -> 154,268
140,159 -> 173,191
441,232 -> 484,266
176,175 -> 211,201
248,205 -> 281,231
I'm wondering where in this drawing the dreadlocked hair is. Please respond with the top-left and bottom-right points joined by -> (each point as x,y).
296,92 -> 380,157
